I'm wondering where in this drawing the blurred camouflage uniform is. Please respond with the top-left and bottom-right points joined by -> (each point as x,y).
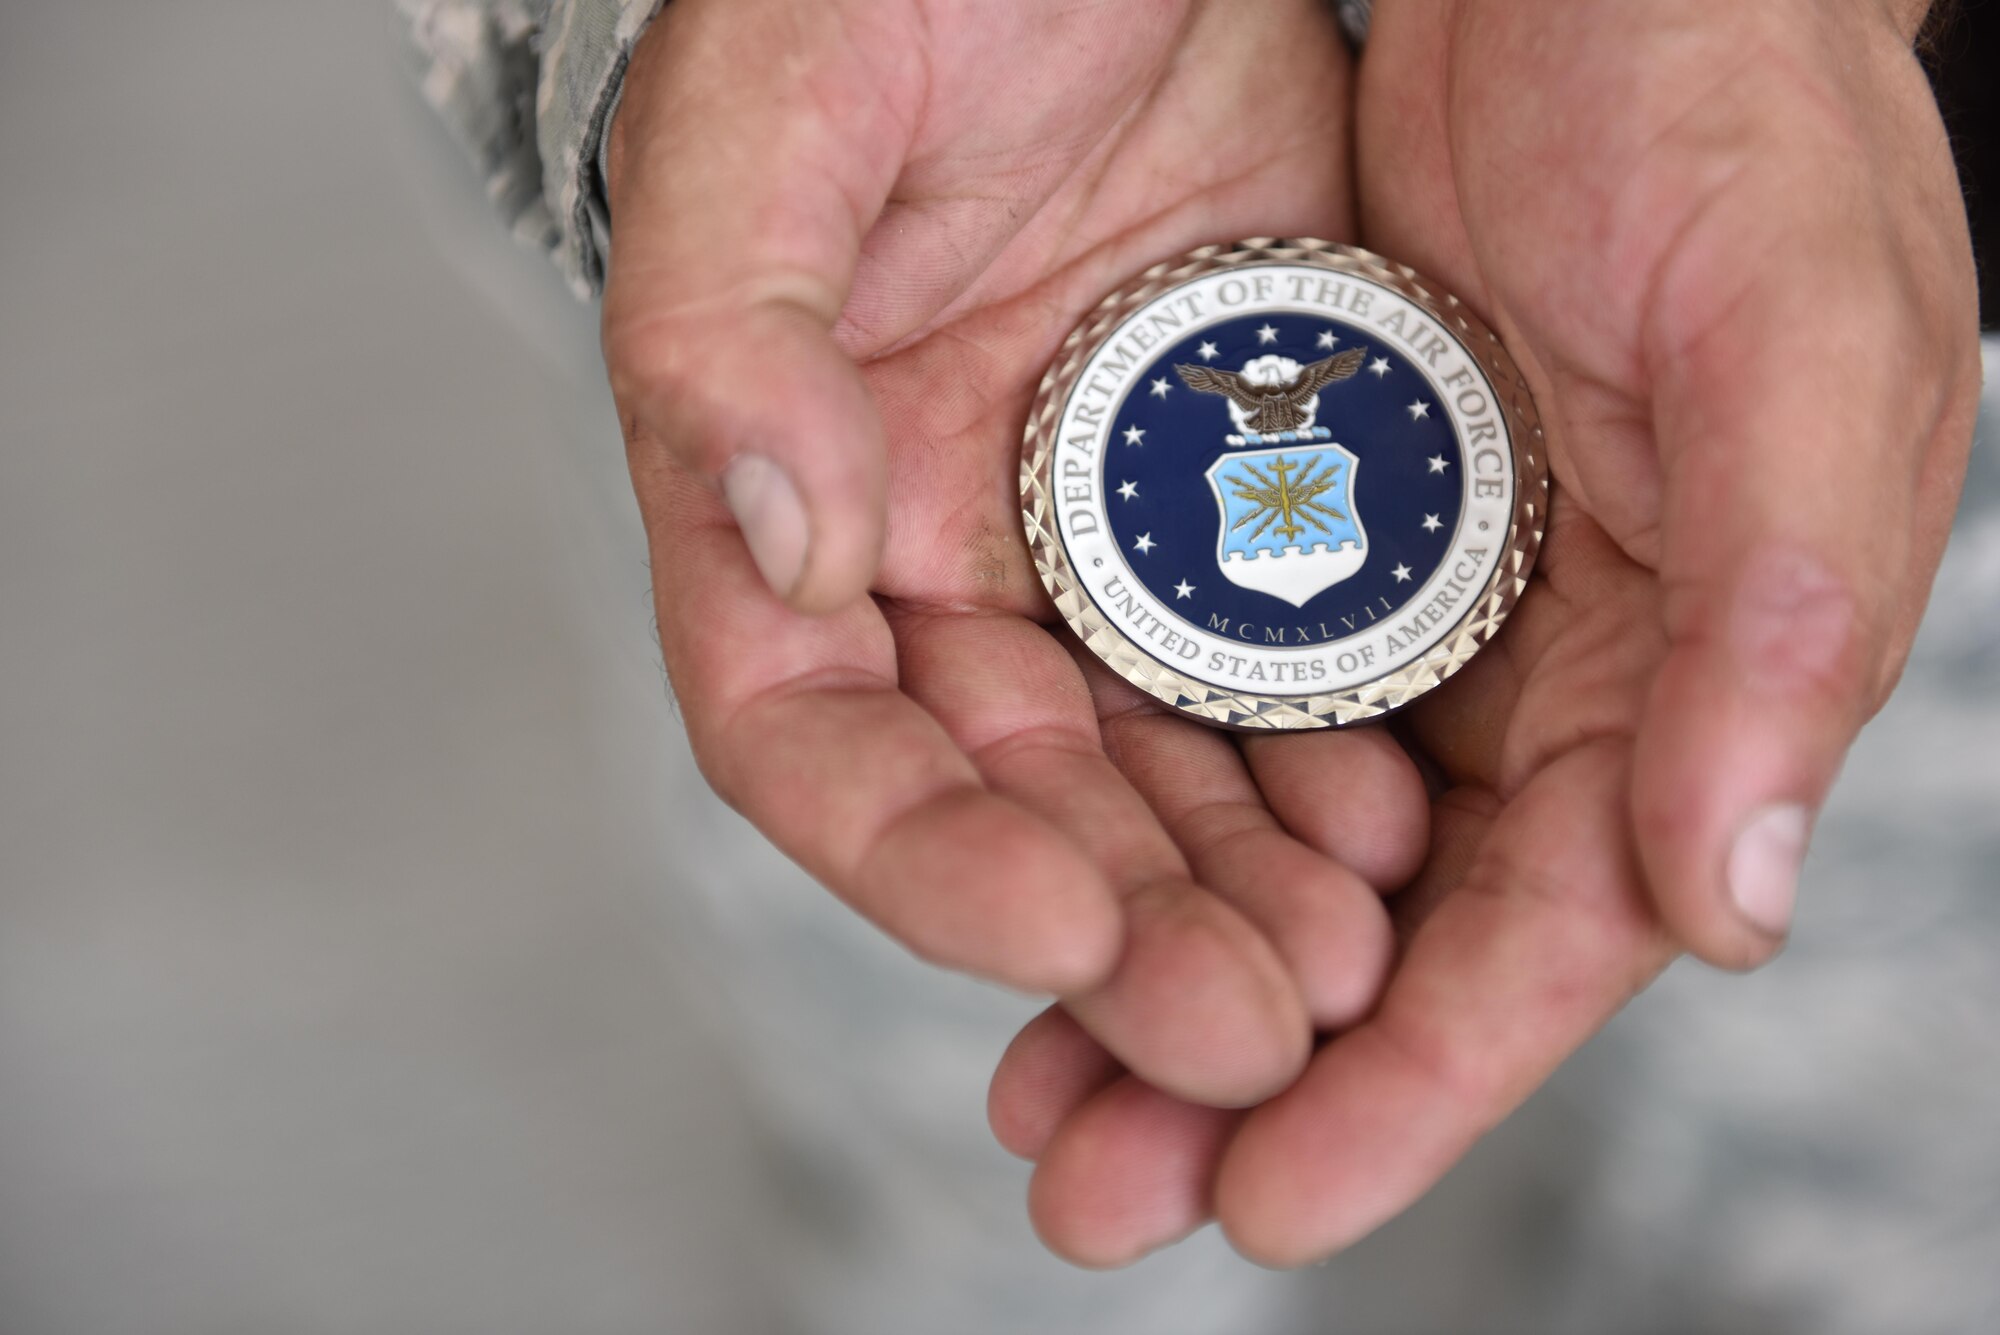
400,0 -> 658,298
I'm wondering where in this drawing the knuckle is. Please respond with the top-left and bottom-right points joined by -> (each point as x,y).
1630,781 -> 1689,857
1665,546 -> 1876,714
1696,543 -> 1880,731
1730,546 -> 1869,705
601,310 -> 745,470
602,310 -> 701,410
1369,1014 -> 1506,1117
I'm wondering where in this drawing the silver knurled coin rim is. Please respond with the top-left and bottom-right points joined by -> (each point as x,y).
1021,238 -> 1548,731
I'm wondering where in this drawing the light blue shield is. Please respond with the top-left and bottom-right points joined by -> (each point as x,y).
1203,443 -> 1368,608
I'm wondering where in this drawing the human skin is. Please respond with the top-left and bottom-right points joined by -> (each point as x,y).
604,0 -> 1402,1115
995,0 -> 1980,1267
602,0 -> 1979,1270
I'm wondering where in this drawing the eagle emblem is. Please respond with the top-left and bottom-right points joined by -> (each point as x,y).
1176,346 -> 1367,435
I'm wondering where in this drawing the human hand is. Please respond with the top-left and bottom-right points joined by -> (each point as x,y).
602,1 -> 1419,1111
997,0 -> 1980,1266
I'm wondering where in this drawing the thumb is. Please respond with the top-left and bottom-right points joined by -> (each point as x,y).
1629,169 -> 1977,969
601,0 -> 916,612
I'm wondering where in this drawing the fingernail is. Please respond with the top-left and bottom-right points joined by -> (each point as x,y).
1726,803 -> 1811,936
721,454 -> 808,598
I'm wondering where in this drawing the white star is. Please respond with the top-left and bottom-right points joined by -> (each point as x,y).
1255,324 -> 1279,345
1116,480 -> 1139,501
1149,376 -> 1172,398
1123,424 -> 1145,446
1368,356 -> 1392,378
1421,513 -> 1442,533
1197,341 -> 1219,361
1316,329 -> 1339,350
1407,400 -> 1431,420
1173,579 -> 1196,600
1391,563 -> 1414,583
1133,532 -> 1156,554
1427,454 -> 1449,474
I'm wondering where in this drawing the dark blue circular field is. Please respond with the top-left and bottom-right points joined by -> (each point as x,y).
1101,310 -> 1467,645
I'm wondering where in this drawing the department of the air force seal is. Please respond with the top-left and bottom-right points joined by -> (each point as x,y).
1021,239 -> 1547,729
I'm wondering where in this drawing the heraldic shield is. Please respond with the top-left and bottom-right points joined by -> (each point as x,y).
1204,442 -> 1368,608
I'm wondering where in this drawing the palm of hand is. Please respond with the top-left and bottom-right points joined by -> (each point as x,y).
608,0 -> 1978,1275
608,0 -> 1425,1129
995,0 -> 1977,1269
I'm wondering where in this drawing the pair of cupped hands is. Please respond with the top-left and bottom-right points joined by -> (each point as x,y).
601,0 -> 1977,1268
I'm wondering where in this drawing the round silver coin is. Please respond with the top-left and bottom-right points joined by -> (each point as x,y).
1021,239 -> 1548,730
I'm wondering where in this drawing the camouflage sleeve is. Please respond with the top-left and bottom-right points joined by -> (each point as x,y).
400,0 -> 664,299
533,0 -> 666,296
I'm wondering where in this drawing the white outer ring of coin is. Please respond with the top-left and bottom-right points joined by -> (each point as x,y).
1021,239 -> 1549,731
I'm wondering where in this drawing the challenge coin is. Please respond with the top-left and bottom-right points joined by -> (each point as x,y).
1021,239 -> 1547,729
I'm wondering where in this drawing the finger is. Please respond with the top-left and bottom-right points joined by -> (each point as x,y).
1238,726 -> 1432,890
1629,88 -> 1981,967
648,467 -> 1122,994
893,607 -> 1311,1107
1007,783 -> 1490,1266
602,0 -> 921,611
1390,786 -> 1501,934
1028,1076 -> 1240,1269
1088,668 -> 1397,1029
988,1006 -> 1122,1161
1215,738 -> 1676,1266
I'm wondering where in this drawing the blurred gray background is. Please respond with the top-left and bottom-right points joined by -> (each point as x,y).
3,3 -> 1997,1333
